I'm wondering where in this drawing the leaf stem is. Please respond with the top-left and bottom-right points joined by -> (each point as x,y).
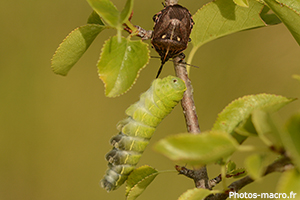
221,165 -> 227,190
186,46 -> 198,75
117,28 -> 122,43
124,20 -> 137,36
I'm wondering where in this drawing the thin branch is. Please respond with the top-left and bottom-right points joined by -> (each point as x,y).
173,56 -> 201,134
123,11 -> 152,40
124,24 -> 153,40
165,0 -> 179,6
134,26 -> 153,40
173,56 -> 210,189
206,156 -> 293,200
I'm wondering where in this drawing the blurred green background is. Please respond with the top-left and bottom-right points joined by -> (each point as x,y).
1,0 -> 300,200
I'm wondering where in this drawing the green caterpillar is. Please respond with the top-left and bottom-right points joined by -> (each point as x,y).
100,75 -> 186,192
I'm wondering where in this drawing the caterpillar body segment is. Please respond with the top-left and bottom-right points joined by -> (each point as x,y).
100,76 -> 186,192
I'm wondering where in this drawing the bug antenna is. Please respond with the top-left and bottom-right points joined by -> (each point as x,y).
150,56 -> 161,59
180,62 -> 199,69
168,58 -> 199,68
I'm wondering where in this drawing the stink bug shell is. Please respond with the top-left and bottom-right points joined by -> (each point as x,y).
151,4 -> 194,77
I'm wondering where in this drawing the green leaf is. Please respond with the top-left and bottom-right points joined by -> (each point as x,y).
86,0 -> 119,27
154,131 -> 239,166
283,113 -> 300,171
234,115 -> 257,137
292,74 -> 300,82
244,154 -> 266,180
125,166 -> 158,200
120,0 -> 134,24
260,6 -> 282,25
233,0 -> 249,7
277,0 -> 300,14
51,24 -> 105,76
212,94 -> 294,144
226,160 -> 237,174
264,0 -> 300,45
98,36 -> 149,97
87,11 -> 104,25
252,109 -> 283,150
178,188 -> 215,200
276,169 -> 300,196
189,0 -> 266,61
87,0 -> 133,29
230,168 -> 247,178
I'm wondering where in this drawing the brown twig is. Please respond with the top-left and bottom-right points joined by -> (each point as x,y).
173,57 -> 201,134
173,56 -> 210,189
165,0 -> 179,6
205,156 -> 293,200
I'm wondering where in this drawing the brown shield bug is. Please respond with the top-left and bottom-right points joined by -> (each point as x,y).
151,4 -> 194,78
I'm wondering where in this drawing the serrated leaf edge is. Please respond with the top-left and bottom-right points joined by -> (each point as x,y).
125,165 -> 158,199
274,0 -> 300,16
191,1 -> 215,49
97,36 -> 150,98
214,93 -> 294,125
178,188 -> 217,200
51,24 -> 105,76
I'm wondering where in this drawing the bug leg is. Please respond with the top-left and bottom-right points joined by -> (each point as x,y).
156,64 -> 164,78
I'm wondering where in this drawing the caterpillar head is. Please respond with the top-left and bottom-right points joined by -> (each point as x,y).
154,76 -> 186,106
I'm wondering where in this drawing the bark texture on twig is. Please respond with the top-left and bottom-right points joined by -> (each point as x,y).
173,56 -> 210,189
205,156 -> 293,200
173,57 -> 200,134
165,0 -> 179,6
124,24 -> 153,40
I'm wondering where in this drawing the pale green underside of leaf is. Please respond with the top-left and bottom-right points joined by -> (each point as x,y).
282,113 -> 300,171
234,0 -> 249,7
244,154 -> 265,180
212,94 -> 294,144
51,24 -> 105,76
154,131 -> 239,166
276,168 -> 300,195
190,0 -> 266,53
87,11 -> 105,25
86,0 -> 133,29
178,188 -> 215,200
264,0 -> 300,45
277,0 -> 300,14
252,110 -> 283,149
292,74 -> 300,82
120,0 -> 134,25
87,0 -> 119,27
98,36 -> 149,97
125,165 -> 158,200
226,160 -> 237,174
236,109 -> 284,150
